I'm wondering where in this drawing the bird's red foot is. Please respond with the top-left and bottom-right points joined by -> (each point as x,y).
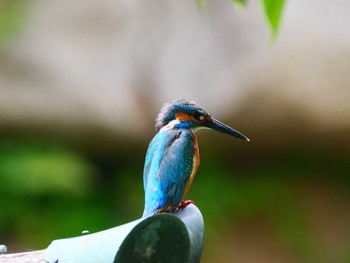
177,200 -> 195,209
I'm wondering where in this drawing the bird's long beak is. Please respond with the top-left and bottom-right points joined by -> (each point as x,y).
206,118 -> 250,141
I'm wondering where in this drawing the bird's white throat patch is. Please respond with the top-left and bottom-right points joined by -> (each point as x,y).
161,119 -> 181,131
160,118 -> 210,133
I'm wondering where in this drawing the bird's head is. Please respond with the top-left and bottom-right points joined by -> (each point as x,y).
155,99 -> 249,141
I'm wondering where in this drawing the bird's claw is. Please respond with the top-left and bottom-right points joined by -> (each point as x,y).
177,200 -> 195,210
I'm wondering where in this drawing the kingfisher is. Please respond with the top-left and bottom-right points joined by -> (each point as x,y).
142,99 -> 249,218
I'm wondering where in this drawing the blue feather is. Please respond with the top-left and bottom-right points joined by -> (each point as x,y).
142,128 -> 194,218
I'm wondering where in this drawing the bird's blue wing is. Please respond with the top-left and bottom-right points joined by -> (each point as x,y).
142,129 -> 194,217
157,129 -> 195,204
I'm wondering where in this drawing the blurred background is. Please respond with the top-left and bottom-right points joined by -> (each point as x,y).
0,0 -> 350,262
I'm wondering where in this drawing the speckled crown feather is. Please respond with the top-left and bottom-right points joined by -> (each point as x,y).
155,99 -> 205,131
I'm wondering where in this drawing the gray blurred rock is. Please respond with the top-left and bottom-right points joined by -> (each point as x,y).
0,0 -> 349,142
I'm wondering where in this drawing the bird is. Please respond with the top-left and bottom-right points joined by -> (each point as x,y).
142,99 -> 249,218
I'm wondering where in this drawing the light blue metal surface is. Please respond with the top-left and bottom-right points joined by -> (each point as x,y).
45,218 -> 143,263
0,245 -> 7,254
45,204 -> 204,263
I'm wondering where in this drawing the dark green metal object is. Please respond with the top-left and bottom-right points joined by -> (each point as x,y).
45,204 -> 204,263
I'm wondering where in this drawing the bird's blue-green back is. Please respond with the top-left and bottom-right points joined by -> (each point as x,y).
142,128 -> 195,218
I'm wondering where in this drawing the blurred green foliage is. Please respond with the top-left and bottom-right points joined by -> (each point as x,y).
261,0 -> 285,38
232,0 -> 248,9
1,136 -> 349,262
196,0 -> 285,37
0,140 -> 140,249
0,0 -> 27,51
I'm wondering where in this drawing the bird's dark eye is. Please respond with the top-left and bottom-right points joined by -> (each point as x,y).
193,112 -> 204,122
